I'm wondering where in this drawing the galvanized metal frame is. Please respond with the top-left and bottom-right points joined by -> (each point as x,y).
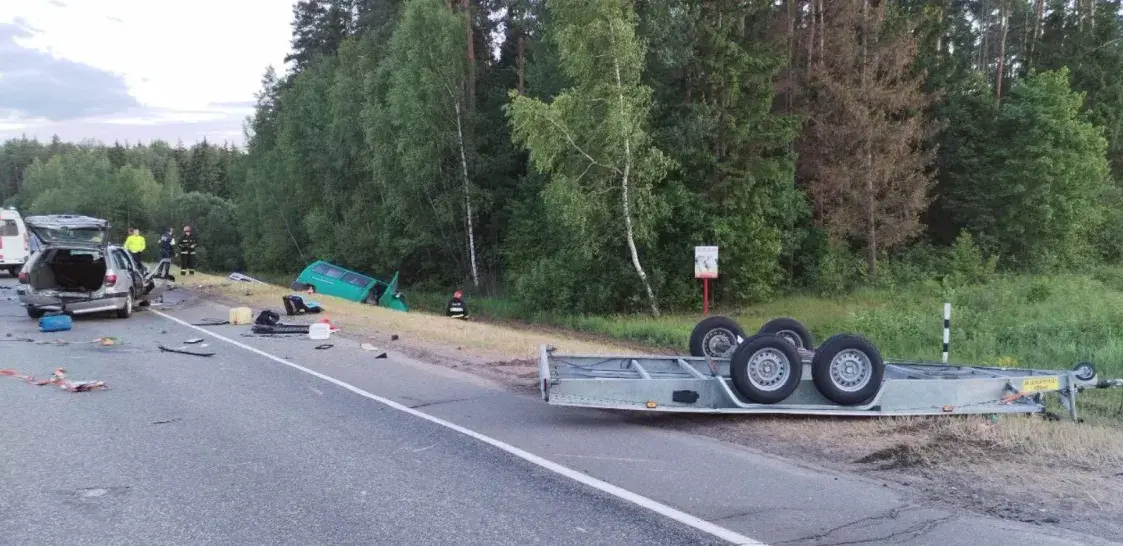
537,345 -> 1099,421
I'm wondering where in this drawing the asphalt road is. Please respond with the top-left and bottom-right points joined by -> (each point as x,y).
0,274 -> 1113,546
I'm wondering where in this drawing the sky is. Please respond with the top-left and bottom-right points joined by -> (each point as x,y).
0,0 -> 294,148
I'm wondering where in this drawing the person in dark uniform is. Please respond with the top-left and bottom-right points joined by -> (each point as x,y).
445,290 -> 468,319
155,227 -> 175,280
178,225 -> 198,275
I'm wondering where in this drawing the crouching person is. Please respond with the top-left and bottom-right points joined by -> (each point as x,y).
445,290 -> 468,319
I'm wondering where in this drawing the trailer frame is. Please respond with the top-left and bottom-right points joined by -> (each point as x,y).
536,345 -> 1116,421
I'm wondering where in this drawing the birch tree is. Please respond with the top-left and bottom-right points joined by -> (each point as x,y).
379,0 -> 481,287
508,0 -> 670,316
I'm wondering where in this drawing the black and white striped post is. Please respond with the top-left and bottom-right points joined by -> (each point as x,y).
942,302 -> 951,364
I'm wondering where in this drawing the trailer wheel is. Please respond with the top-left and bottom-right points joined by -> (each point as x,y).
1072,361 -> 1097,382
729,334 -> 803,404
758,317 -> 814,350
689,316 -> 747,359
811,334 -> 884,406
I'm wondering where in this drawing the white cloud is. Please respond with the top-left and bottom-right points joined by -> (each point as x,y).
0,0 -> 293,145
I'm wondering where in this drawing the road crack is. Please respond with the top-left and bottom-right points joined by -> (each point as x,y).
777,507 -> 955,545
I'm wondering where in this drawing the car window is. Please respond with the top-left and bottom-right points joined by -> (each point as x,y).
323,267 -> 345,279
312,263 -> 330,275
341,272 -> 371,288
112,250 -> 131,270
1,220 -> 19,236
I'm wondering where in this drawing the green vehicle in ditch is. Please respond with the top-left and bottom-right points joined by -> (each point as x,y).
290,260 -> 409,312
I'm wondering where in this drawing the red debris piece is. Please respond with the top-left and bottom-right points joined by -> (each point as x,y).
1,367 -> 107,392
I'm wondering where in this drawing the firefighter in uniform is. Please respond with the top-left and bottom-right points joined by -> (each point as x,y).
178,225 -> 199,276
445,290 -> 469,319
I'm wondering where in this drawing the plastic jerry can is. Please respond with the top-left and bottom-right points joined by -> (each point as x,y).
308,322 -> 332,340
229,307 -> 253,325
39,314 -> 72,333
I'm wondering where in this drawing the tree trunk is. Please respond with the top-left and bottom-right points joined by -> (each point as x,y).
995,1 -> 1008,108
807,0 -> 816,75
861,0 -> 877,281
613,53 -> 659,317
462,0 -> 476,111
817,0 -> 824,61
454,99 -> 479,288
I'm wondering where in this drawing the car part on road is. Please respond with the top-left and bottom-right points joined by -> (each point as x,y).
250,323 -> 311,335
538,318 -> 1123,421
192,319 -> 230,326
360,343 -> 388,358
157,344 -> 215,357
688,316 -> 746,359
314,343 -> 333,350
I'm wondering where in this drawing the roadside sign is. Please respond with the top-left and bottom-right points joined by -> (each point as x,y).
694,246 -> 718,279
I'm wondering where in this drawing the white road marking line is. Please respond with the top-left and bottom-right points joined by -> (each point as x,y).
554,453 -> 662,464
153,309 -> 767,546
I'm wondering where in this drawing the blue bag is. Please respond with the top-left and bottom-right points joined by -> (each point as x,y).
39,314 -> 73,333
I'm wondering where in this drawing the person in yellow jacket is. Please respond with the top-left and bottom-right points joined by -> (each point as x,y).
124,228 -> 147,271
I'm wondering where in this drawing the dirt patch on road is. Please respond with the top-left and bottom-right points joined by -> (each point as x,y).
181,273 -> 1123,542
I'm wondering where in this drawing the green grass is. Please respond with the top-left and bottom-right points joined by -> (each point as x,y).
225,267 -> 1123,378
409,274 -> 1120,374
227,265 -> 1123,416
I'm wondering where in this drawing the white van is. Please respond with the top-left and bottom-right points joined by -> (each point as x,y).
0,207 -> 31,277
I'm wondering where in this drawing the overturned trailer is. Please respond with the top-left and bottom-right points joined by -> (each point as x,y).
537,316 -> 1121,421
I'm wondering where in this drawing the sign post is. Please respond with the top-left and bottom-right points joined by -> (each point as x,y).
694,246 -> 719,315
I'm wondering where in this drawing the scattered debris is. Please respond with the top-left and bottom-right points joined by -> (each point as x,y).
184,338 -> 204,344
251,323 -> 310,335
38,314 -> 72,333
157,344 -> 215,357
34,339 -> 68,345
192,319 -> 230,326
1,367 -> 108,392
153,417 -> 182,425
228,272 -> 266,284
360,343 -> 388,358
1,336 -> 35,343
92,337 -> 121,346
391,334 -> 399,341
314,344 -> 333,350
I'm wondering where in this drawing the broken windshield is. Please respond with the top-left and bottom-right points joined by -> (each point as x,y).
25,215 -> 110,247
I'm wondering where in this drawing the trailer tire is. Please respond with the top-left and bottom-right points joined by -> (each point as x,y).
1072,361 -> 1097,382
729,334 -> 803,404
811,334 -> 884,406
758,317 -> 814,350
689,316 -> 747,359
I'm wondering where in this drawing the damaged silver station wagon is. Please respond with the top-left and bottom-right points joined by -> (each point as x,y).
15,214 -> 170,319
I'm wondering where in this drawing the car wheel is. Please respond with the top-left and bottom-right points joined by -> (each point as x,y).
117,293 -> 134,319
7,266 -> 18,277
27,306 -> 45,319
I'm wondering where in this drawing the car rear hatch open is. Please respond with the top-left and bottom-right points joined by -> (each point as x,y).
24,215 -> 110,249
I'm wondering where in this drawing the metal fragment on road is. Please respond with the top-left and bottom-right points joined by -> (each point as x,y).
157,344 -> 215,357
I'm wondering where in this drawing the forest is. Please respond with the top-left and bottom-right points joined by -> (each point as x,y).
3,0 -> 1123,316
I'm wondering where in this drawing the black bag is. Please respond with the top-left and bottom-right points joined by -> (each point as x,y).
254,309 -> 281,326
